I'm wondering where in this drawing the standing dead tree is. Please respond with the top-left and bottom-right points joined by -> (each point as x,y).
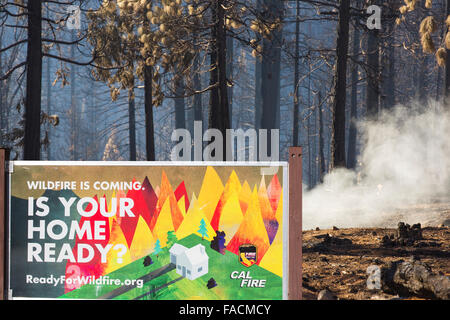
0,0 -> 112,159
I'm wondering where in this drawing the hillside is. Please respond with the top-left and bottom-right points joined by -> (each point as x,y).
61,234 -> 282,300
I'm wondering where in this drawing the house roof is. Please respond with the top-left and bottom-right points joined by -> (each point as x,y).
181,244 -> 208,266
169,243 -> 187,255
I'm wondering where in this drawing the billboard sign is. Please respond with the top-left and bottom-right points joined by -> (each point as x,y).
7,162 -> 288,300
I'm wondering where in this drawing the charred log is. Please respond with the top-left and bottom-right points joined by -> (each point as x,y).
381,257 -> 450,300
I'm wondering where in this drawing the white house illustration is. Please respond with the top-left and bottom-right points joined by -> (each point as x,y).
169,243 -> 209,280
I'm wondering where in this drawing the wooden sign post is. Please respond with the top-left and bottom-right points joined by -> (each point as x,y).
288,147 -> 302,300
0,148 -> 8,300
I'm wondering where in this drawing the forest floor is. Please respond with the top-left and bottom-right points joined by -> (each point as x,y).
301,202 -> 450,300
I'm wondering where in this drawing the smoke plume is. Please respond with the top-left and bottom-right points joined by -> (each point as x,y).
303,100 -> 450,229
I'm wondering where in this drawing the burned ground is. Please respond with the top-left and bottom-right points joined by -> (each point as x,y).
301,225 -> 450,300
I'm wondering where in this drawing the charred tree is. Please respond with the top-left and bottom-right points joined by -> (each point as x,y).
24,0 -> 43,160
144,65 -> 155,161
1,1 -> 99,159
70,30 -> 78,161
293,0 -> 301,147
445,0 -> 450,101
380,1 -> 399,111
366,22 -> 380,119
227,36 -> 234,128
347,26 -> 359,170
208,0 -> 230,159
331,0 -> 350,169
128,87 -> 136,161
45,57 -> 52,160
193,54 -> 203,125
318,91 -> 325,183
174,76 -> 186,130
381,22 -> 396,109
259,0 -> 283,158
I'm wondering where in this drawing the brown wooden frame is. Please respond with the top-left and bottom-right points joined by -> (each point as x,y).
288,147 -> 302,300
0,148 -> 9,300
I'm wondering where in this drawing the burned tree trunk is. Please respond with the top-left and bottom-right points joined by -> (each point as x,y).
293,0 -> 301,147
380,0 -> 398,111
381,28 -> 396,110
174,76 -> 186,130
331,0 -> 350,169
144,65 -> 155,161
193,56 -> 203,125
259,0 -> 283,158
128,88 -> 136,161
445,0 -> 450,102
381,258 -> 450,300
318,91 -> 325,183
70,30 -> 78,161
347,26 -> 359,170
45,57 -> 52,160
208,0 -> 230,160
24,0 -> 43,160
366,29 -> 380,119
226,36 -> 233,128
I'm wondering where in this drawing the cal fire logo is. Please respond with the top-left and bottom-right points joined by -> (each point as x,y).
230,271 -> 267,288
231,244 -> 266,288
239,244 -> 257,267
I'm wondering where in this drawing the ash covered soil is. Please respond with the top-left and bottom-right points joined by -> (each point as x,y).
301,224 -> 450,300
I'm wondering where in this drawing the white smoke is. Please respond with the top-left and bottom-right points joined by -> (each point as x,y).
303,100 -> 450,229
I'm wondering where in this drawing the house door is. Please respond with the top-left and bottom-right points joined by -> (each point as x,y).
182,266 -> 186,277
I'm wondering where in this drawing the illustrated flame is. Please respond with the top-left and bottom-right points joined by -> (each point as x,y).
64,167 -> 283,292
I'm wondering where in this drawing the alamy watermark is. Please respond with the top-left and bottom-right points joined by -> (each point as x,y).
367,5 -> 382,30
65,3 -> 381,31
170,121 -> 280,174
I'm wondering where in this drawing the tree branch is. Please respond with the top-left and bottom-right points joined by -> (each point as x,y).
43,52 -> 96,66
0,61 -> 26,81
0,38 -> 26,53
